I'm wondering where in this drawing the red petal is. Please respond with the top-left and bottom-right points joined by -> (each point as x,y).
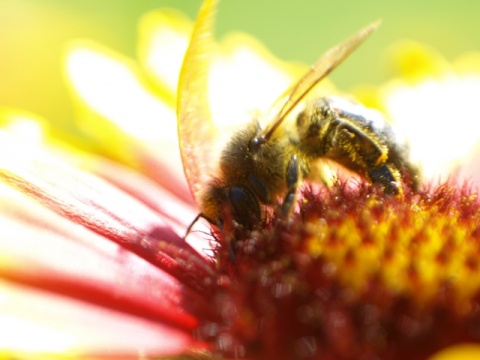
0,133 -> 217,355
82,155 -> 213,258
0,281 -> 201,357
0,133 -> 214,280
0,183 -> 200,330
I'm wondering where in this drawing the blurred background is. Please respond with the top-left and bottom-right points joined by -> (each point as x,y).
1,0 -> 479,125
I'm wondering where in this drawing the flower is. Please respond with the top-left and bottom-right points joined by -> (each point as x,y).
1,0 -> 480,359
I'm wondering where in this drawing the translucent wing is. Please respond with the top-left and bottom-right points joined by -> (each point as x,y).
261,21 -> 381,140
177,0 -> 219,204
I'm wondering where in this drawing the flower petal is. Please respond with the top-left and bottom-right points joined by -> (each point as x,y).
138,9 -> 192,95
63,42 -> 191,203
208,33 -> 307,128
0,174 -> 202,321
0,129 -> 214,288
0,185 -> 202,356
386,40 -> 451,82
0,281 -> 196,357
383,74 -> 480,182
0,132 -> 219,355
80,154 -> 214,258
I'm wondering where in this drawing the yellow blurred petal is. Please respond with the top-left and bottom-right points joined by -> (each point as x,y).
429,344 -> 480,360
138,9 -> 193,94
387,41 -> 451,82
0,319 -> 73,356
0,279 -> 192,358
0,108 -> 47,145
350,85 -> 385,113
64,41 -> 180,170
65,41 -> 176,141
209,33 -> 307,128
0,284 -> 75,355
0,109 -> 99,170
383,74 -> 480,180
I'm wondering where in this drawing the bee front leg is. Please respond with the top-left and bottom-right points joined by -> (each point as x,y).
281,154 -> 299,218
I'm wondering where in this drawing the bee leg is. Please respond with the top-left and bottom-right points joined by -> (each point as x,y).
281,154 -> 299,218
215,216 -> 237,261
368,164 -> 401,195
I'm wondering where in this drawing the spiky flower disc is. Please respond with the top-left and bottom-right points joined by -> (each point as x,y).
195,183 -> 480,360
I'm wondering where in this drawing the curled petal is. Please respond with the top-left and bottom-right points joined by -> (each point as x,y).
64,42 -> 191,203
0,129 -> 214,293
0,183 -> 202,356
81,154 -> 214,258
138,9 -> 192,94
0,282 -> 196,357
208,33 -> 306,129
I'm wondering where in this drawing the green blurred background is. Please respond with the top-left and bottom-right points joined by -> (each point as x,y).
1,0 -> 479,125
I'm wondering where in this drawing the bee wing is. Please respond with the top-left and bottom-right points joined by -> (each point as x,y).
261,21 -> 381,140
177,0 -> 219,204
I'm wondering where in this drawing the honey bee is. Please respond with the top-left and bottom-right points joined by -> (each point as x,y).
178,0 -> 419,231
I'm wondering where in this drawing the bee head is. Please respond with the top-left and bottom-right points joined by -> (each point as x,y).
202,183 -> 261,229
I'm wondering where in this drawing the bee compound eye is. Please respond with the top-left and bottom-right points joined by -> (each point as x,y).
227,187 -> 261,228
247,174 -> 269,203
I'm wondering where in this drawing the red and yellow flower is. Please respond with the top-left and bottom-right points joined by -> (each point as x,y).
1,0 -> 480,359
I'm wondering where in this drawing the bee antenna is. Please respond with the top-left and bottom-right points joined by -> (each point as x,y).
184,212 -> 215,239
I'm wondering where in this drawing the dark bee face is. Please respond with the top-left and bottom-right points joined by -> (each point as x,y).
200,121 -> 290,228
200,179 -> 263,228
